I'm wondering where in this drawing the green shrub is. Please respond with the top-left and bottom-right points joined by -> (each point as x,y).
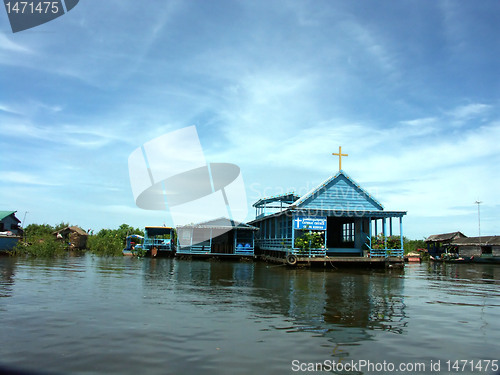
87,224 -> 144,256
14,234 -> 67,257
294,231 -> 325,254
87,233 -> 123,256
403,238 -> 426,254
371,234 -> 403,249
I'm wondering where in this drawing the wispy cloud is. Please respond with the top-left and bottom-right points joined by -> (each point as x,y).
447,103 -> 492,121
1,1 -> 499,238
0,33 -> 33,54
3,171 -> 61,186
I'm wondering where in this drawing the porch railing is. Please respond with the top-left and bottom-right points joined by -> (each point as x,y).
365,235 -> 403,257
289,248 -> 327,257
255,238 -> 293,250
177,242 -> 254,255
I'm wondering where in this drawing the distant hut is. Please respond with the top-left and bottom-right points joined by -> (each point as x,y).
451,236 -> 500,259
0,211 -> 22,236
425,232 -> 466,257
53,226 -> 88,249
0,211 -> 22,251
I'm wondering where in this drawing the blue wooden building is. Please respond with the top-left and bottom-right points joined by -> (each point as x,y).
0,211 -> 22,251
143,226 -> 175,256
176,217 -> 258,257
249,170 -> 406,261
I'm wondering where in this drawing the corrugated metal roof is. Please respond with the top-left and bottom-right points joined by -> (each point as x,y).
252,192 -> 301,208
425,231 -> 466,242
178,217 -> 258,230
0,211 -> 19,222
451,236 -> 500,246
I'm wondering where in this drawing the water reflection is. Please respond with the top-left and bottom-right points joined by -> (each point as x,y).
424,263 -> 500,305
1,256 -> 499,374
0,257 -> 16,299
140,259 -> 408,366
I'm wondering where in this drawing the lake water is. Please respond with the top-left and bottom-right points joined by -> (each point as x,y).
0,255 -> 499,375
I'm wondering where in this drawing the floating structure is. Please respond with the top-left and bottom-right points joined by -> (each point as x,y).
450,236 -> 500,263
249,167 -> 407,267
123,234 -> 144,256
425,232 -> 500,263
53,226 -> 88,249
142,226 -> 175,256
0,211 -> 22,251
425,231 -> 466,258
176,217 -> 258,258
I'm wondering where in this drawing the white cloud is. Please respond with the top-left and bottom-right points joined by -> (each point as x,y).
0,103 -> 23,116
447,103 -> 492,121
3,171 -> 61,186
0,33 -> 33,54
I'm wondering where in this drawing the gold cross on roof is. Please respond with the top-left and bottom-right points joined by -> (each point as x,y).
332,146 -> 348,171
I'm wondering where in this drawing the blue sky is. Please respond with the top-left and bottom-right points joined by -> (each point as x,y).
1,0 -> 499,239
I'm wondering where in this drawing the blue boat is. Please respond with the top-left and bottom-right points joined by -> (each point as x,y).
142,226 -> 175,257
0,233 -> 21,253
123,234 -> 144,256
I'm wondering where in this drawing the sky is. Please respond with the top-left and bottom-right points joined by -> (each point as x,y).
1,0 -> 499,239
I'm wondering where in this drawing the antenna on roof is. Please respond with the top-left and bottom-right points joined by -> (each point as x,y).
474,200 -> 482,246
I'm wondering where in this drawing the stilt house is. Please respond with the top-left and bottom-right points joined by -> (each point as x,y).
249,170 -> 407,259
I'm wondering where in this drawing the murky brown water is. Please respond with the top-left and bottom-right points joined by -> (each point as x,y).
0,255 -> 499,374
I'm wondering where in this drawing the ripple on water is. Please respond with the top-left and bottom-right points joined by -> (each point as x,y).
0,258 -> 499,374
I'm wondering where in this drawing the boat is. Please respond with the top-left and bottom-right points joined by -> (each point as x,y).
142,226 -> 175,257
405,252 -> 422,263
123,234 -> 144,256
0,231 -> 21,253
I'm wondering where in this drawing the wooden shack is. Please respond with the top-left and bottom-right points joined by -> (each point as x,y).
451,236 -> 500,260
53,226 -> 88,249
249,170 -> 407,263
0,211 -> 22,251
425,231 -> 466,257
176,217 -> 258,257
0,211 -> 22,236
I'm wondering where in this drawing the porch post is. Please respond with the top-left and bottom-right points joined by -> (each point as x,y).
190,228 -> 193,252
324,225 -> 327,251
400,217 -> 403,251
234,229 -> 237,254
291,214 -> 295,255
209,228 -> 213,253
368,217 -> 372,249
383,218 -> 387,254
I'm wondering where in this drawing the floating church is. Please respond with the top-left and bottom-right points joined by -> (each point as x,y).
249,147 -> 407,265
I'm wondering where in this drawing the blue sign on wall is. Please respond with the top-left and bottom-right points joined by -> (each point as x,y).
293,216 -> 327,230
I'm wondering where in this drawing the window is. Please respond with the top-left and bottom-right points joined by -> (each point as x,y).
342,223 -> 354,242
481,246 -> 492,255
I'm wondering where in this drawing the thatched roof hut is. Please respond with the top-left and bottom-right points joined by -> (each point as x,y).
53,226 -> 88,249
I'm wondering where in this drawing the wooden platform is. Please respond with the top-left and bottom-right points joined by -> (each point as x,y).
259,254 -> 404,268
176,253 -> 254,260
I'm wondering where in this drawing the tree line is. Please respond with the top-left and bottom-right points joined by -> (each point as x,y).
15,223 -> 144,257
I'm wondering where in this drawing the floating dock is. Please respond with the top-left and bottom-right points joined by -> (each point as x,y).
259,254 -> 404,268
